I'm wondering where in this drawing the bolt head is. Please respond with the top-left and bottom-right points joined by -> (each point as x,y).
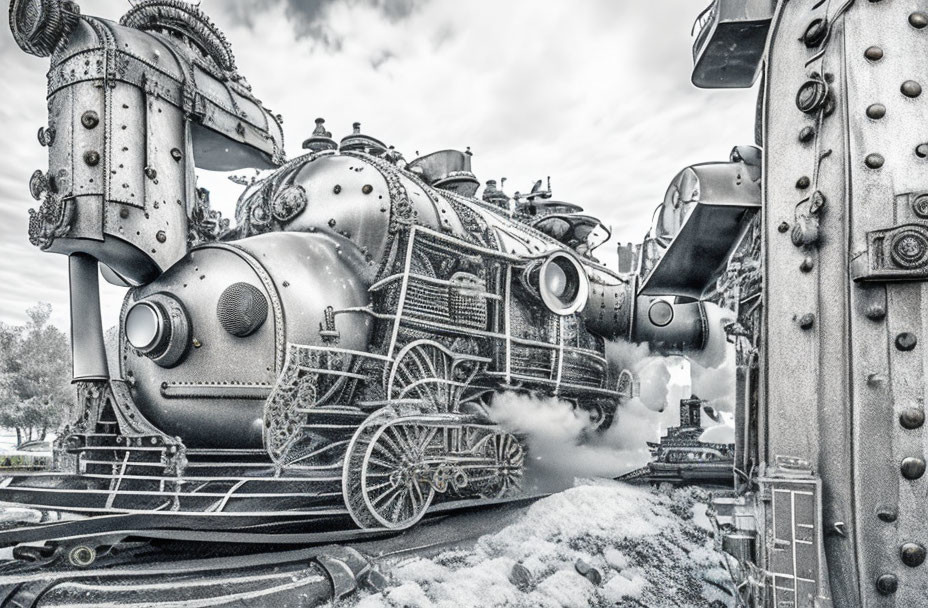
865,153 -> 885,169
896,332 -> 918,351
901,456 -> 926,480
901,542 -> 927,567
865,46 -> 884,62
796,176 -> 811,189
876,574 -> 898,595
866,103 -> 886,119
798,126 -> 815,142
902,80 -> 923,98
900,408 -> 925,430
876,505 -> 897,522
80,110 -> 99,129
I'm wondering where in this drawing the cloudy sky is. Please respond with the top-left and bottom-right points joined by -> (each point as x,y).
0,0 -> 756,332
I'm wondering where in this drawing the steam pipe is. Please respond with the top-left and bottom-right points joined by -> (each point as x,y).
68,253 -> 109,381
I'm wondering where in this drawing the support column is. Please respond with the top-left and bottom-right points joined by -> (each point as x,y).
68,253 -> 109,381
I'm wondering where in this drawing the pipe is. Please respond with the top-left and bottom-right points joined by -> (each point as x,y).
68,253 -> 109,381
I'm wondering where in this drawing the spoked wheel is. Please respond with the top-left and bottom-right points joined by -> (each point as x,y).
343,413 -> 438,530
386,340 -> 488,413
473,432 -> 525,499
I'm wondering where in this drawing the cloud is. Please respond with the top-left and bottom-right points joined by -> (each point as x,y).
223,0 -> 425,49
0,0 -> 757,337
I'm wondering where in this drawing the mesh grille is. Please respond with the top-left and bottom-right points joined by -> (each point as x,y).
217,282 -> 268,337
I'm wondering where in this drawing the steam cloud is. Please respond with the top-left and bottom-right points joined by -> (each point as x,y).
486,303 -> 737,486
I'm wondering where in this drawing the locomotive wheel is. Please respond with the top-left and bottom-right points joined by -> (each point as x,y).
343,413 -> 437,530
387,340 -> 488,413
474,432 -> 525,499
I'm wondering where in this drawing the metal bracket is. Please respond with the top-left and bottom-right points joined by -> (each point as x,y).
851,222 -> 928,281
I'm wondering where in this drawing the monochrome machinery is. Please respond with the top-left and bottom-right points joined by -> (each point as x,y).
1,0 -> 730,547
680,1 -> 927,606
9,0 -> 924,606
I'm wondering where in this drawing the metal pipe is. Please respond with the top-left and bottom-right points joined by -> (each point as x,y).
69,253 -> 109,381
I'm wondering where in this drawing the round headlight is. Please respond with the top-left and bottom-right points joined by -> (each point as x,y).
124,294 -> 190,368
532,252 -> 590,316
125,302 -> 163,352
543,261 -> 568,298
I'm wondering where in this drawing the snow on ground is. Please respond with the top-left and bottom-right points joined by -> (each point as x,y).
352,481 -> 735,608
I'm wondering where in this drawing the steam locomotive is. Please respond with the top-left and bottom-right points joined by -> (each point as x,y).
1,0 -> 716,544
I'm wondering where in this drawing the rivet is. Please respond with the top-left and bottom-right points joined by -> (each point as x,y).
866,304 -> 886,320
119,207 -> 129,219
901,542 -> 927,567
192,338 -> 201,348
796,176 -> 811,189
83,150 -> 100,166
333,184 -> 341,194
902,80 -> 922,98
876,505 -> 897,523
876,574 -> 898,595
901,456 -> 926,480
867,373 -> 887,387
170,148 -> 182,161
912,194 -> 928,218
896,332 -> 917,351
909,12 -> 928,29
328,218 -> 337,227
80,110 -> 99,129
799,313 -> 815,330
797,79 -> 828,114
800,257 -> 815,272
799,126 -> 816,142
900,408 -> 925,430
865,46 -> 884,62
778,221 -> 790,233
916,144 -> 928,158
144,166 -> 157,180
865,153 -> 885,168
866,103 -> 886,119
362,184 -> 373,194
156,230 -> 166,243
803,19 -> 828,47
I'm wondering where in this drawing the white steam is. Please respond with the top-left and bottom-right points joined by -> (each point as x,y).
486,303 -> 739,485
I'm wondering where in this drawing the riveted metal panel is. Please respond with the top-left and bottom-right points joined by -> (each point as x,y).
762,0 -> 856,604
843,1 -> 928,605
105,82 -> 146,206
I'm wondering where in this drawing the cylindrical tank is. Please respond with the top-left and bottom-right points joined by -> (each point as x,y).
121,232 -> 371,448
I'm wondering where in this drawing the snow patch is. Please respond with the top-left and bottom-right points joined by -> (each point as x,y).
351,482 -> 734,608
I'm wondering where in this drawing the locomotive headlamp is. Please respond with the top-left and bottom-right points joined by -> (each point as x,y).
524,252 -> 590,315
126,302 -> 163,352
125,294 -> 190,368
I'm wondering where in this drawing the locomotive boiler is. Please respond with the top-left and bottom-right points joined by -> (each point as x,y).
1,0 -> 715,543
